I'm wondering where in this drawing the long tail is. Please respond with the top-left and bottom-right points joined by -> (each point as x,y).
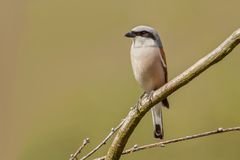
151,99 -> 168,139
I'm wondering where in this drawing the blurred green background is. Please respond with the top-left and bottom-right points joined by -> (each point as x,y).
1,0 -> 240,160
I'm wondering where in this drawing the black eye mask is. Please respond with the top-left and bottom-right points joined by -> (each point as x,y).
134,31 -> 156,40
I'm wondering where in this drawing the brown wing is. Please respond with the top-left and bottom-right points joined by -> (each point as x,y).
159,47 -> 169,108
159,47 -> 168,83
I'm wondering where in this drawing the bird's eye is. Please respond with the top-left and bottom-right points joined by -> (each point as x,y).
140,31 -> 150,37
140,31 -> 148,35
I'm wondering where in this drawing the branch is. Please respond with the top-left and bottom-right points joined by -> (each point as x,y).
69,119 -> 126,160
95,126 -> 240,160
69,138 -> 89,160
105,28 -> 240,160
79,119 -> 125,160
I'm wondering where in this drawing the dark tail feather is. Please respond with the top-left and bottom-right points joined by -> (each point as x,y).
151,103 -> 164,139
162,98 -> 169,108
154,124 -> 163,139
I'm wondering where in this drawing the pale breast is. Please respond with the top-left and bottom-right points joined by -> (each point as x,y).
130,46 -> 165,91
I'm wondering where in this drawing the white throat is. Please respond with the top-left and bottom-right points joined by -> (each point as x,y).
132,37 -> 157,48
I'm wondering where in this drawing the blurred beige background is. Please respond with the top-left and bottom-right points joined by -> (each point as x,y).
1,0 -> 240,160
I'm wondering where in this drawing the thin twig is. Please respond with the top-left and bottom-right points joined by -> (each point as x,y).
77,119 -> 126,160
69,138 -> 90,160
95,126 -> 240,160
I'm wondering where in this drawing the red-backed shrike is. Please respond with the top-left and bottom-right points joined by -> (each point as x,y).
125,25 -> 169,139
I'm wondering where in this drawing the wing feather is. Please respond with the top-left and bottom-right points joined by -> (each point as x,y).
159,47 -> 168,82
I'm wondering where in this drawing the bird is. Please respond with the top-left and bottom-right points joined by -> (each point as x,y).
125,25 -> 169,139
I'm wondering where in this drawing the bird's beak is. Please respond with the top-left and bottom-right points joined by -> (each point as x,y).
124,31 -> 136,38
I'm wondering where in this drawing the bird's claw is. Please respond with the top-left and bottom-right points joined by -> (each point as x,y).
133,99 -> 142,113
132,91 -> 154,112
144,90 -> 154,103
132,92 -> 146,113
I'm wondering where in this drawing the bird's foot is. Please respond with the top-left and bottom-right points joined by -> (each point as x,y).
133,100 -> 141,113
132,91 -> 154,112
132,92 -> 146,113
144,90 -> 155,103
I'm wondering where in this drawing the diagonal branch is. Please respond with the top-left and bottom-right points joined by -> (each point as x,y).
95,126 -> 240,160
105,28 -> 240,160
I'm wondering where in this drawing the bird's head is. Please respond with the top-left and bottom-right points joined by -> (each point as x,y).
125,25 -> 162,48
